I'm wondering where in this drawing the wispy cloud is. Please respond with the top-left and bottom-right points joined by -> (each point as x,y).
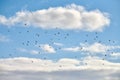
40,44 -> 56,53
53,42 -> 63,46
0,4 -> 110,32
0,34 -> 10,42
18,48 -> 39,54
63,42 -> 120,53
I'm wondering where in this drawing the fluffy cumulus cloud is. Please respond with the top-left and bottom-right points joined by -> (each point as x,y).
40,44 -> 56,53
63,42 -> 120,53
0,4 -> 110,31
0,57 -> 120,80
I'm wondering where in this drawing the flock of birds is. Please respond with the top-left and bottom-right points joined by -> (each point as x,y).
3,23 -> 117,67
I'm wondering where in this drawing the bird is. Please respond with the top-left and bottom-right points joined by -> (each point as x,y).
94,38 -> 96,41
9,54 -> 12,56
74,56 -> 77,58
86,34 -> 88,37
98,41 -> 101,43
43,57 -> 46,60
59,65 -> 62,67
85,62 -> 87,65
95,32 -> 98,34
27,30 -> 29,33
36,33 -> 40,37
54,33 -> 57,36
19,32 -> 21,34
7,30 -> 10,32
35,41 -> 38,45
105,54 -> 107,56
44,31 -> 48,34
96,36 -> 98,38
27,41 -> 30,43
57,32 -> 60,35
64,36 -> 67,39
66,33 -> 69,36
22,42 -> 25,45
24,23 -> 27,26
79,47 -> 83,50
26,43 -> 29,46
113,41 -> 115,43
58,47 -> 61,50
31,60 -> 33,63
85,40 -> 87,42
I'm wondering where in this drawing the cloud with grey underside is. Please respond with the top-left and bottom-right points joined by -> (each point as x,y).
0,57 -> 120,80
0,4 -> 110,32
0,70 -> 120,80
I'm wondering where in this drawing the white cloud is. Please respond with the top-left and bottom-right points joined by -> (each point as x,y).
110,52 -> 120,57
82,56 -> 120,69
81,42 -> 109,53
0,34 -> 10,42
0,4 -> 110,32
53,42 -> 63,46
0,57 -> 120,71
40,44 -> 56,53
18,48 -> 39,54
0,70 -> 120,80
63,46 -> 80,52
63,42 -> 120,53
0,57 -> 120,80
0,57 -> 79,71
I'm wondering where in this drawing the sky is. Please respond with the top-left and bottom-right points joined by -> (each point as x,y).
0,0 -> 120,80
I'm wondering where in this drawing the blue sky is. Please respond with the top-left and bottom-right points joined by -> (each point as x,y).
0,0 -> 120,80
